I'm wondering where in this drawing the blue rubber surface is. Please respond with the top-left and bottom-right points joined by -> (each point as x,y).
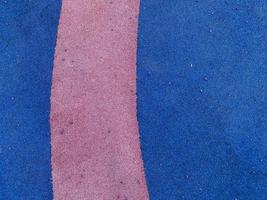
0,1 -> 61,199
137,1 -> 267,199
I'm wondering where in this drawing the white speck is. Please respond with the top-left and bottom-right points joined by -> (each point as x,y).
190,63 -> 193,68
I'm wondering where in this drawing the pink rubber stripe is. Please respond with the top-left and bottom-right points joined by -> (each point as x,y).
50,0 -> 149,199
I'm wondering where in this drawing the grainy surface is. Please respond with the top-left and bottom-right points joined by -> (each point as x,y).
51,0 -> 149,199
137,1 -> 267,199
0,1 -> 61,199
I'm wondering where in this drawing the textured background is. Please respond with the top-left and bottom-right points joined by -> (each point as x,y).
137,1 -> 267,199
0,0 -> 267,199
0,1 -> 61,199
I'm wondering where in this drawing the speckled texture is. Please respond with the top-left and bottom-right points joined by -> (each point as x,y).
0,1 -> 61,199
137,1 -> 267,200
51,0 -> 149,199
